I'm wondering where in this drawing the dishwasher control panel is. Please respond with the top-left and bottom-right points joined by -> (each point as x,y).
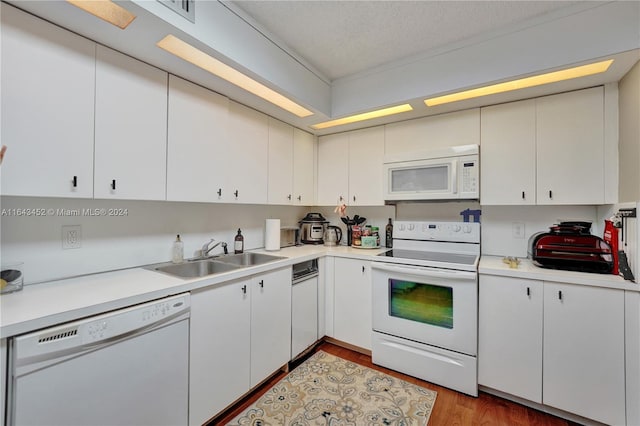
13,293 -> 190,360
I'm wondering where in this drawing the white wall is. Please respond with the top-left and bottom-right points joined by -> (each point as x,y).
618,59 -> 640,202
0,196 -> 308,284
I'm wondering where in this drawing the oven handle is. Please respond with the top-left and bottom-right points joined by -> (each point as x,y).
371,262 -> 477,281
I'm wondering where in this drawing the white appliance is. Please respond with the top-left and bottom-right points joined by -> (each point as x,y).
372,221 -> 480,396
383,145 -> 479,201
7,293 -> 190,426
291,259 -> 319,360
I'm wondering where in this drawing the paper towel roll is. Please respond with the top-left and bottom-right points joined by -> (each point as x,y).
265,219 -> 281,251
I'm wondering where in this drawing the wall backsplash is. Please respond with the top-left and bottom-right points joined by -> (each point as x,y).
1,196 -> 308,284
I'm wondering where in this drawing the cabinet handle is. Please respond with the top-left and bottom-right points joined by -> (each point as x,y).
73,176 -> 78,188
111,179 -> 116,190
217,188 -> 222,197
259,280 -> 264,288
242,285 -> 247,294
297,195 -> 302,201
234,190 -> 239,198
522,191 -> 525,200
353,196 -> 356,202
339,196 -> 344,202
287,194 -> 292,200
526,287 -> 530,296
362,266 -> 365,273
549,190 -> 553,199
558,290 -> 563,300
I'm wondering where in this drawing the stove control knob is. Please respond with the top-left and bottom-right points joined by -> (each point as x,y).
452,225 -> 461,232
463,225 -> 472,233
399,224 -> 405,231
408,224 -> 415,231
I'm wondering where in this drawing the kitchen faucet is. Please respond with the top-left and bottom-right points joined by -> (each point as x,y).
200,239 -> 228,258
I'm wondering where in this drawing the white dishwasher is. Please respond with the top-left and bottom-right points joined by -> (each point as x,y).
291,259 -> 319,360
6,293 -> 190,426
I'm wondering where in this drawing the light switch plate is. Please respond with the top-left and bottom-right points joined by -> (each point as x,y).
62,225 -> 82,249
512,222 -> 525,239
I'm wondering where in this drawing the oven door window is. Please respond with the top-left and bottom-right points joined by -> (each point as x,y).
389,279 -> 453,329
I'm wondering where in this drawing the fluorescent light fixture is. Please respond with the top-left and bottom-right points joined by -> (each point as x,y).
157,35 -> 314,118
311,104 -> 413,130
66,0 -> 136,29
424,59 -> 614,107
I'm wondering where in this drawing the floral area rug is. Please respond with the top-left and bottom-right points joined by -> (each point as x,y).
226,350 -> 437,425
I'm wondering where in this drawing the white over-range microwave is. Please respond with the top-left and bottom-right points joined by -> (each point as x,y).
383,144 -> 479,201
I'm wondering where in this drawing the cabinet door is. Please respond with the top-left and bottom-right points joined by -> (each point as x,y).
1,4 -> 95,198
167,76 -> 229,202
384,109 -> 480,156
267,118 -> 294,204
543,282 -> 625,425
293,129 -> 315,205
227,102 -> 269,204
333,258 -> 372,350
190,280 -> 250,425
348,127 -> 385,206
480,100 -> 536,205
317,133 -> 349,205
478,275 -> 543,402
250,268 -> 292,387
536,87 -> 604,204
94,46 -> 168,200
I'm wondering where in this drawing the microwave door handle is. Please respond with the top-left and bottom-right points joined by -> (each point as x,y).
451,161 -> 458,194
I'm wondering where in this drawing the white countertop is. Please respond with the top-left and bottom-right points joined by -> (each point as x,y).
0,244 -> 388,338
479,255 -> 638,292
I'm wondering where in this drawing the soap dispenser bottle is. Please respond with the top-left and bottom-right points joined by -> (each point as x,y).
172,234 -> 184,263
234,229 -> 244,254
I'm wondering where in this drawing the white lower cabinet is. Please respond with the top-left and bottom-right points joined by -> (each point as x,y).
479,275 -> 626,425
189,267 -> 291,425
478,275 -> 543,403
543,281 -> 625,426
333,258 -> 372,350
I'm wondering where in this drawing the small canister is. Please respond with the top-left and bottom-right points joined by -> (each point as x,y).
371,226 -> 380,247
352,225 -> 362,246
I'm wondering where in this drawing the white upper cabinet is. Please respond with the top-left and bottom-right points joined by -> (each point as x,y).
317,127 -> 384,206
292,129 -> 315,205
227,101 -> 269,204
536,87 -> 605,204
317,133 -> 350,205
385,109 -> 480,156
348,127 -> 384,205
94,46 -> 168,200
267,118 -> 294,204
1,4 -> 95,198
481,86 -> 613,206
480,100 -> 537,205
167,75 -> 229,203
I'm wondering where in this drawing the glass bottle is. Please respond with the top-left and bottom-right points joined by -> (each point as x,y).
385,218 -> 393,248
234,228 -> 244,254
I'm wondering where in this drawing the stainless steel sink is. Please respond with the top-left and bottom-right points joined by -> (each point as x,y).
215,252 -> 286,267
154,259 -> 242,278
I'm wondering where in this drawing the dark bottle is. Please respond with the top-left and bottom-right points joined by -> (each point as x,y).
385,218 -> 393,248
234,228 -> 244,254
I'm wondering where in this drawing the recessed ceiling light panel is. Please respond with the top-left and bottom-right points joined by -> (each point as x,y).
311,104 -> 413,130
66,0 -> 136,29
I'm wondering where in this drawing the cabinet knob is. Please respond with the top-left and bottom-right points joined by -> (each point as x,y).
259,280 -> 264,288
522,191 -> 525,200
111,179 -> 116,190
353,196 -> 356,202
217,188 -> 222,197
234,190 -> 239,198
339,196 -> 344,202
526,287 -> 530,296
297,195 -> 302,201
362,265 -> 365,273
72,176 -> 78,188
242,285 -> 247,294
287,194 -> 292,201
558,290 -> 563,300
549,190 -> 553,199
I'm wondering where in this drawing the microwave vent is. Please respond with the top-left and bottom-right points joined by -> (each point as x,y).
157,0 -> 195,23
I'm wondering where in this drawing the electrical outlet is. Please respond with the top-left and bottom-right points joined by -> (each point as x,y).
512,222 -> 525,239
62,225 -> 82,249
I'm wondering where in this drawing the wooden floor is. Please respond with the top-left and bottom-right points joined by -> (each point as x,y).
212,342 -> 580,425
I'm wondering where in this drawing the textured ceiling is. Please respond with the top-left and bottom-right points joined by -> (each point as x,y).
230,1 -> 582,81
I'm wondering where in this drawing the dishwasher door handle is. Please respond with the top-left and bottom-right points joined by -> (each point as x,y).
292,272 -> 318,285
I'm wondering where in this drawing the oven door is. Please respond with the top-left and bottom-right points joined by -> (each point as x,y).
372,262 -> 477,356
